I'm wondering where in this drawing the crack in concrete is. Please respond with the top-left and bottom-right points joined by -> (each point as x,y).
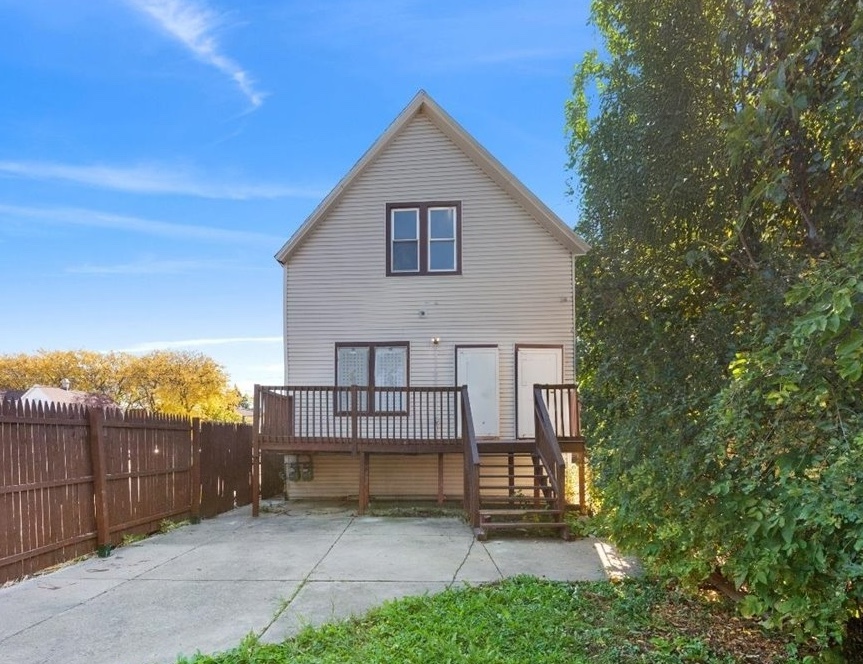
481,541 -> 505,579
450,534 -> 476,587
257,515 -> 355,638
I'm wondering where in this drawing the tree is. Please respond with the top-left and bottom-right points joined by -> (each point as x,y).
0,349 -> 242,422
569,0 -> 862,647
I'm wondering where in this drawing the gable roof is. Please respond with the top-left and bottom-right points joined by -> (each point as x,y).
275,90 -> 590,264
22,385 -> 118,410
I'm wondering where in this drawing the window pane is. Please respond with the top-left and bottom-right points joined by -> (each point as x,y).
374,346 -> 407,412
392,240 -> 419,271
392,210 -> 419,240
374,346 -> 407,387
429,240 -> 455,271
337,346 -> 369,411
429,208 -> 455,239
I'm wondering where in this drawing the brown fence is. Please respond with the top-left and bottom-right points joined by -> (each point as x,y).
0,400 -> 283,584
197,422 -> 283,518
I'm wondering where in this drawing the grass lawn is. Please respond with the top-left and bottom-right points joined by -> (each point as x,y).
178,576 -> 814,663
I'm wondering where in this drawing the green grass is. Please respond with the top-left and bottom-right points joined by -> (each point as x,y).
178,576 -> 812,664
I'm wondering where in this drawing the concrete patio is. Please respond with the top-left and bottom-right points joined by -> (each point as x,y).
0,501 -> 635,664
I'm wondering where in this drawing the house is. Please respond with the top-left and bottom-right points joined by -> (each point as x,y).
255,91 -> 589,536
19,384 -> 118,410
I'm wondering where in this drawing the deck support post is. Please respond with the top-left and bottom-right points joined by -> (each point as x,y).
577,443 -> 586,513
350,385 -> 359,455
358,452 -> 370,515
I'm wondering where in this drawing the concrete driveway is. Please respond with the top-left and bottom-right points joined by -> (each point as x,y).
0,502 -> 634,664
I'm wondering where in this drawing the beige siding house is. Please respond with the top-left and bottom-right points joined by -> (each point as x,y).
271,91 -> 588,502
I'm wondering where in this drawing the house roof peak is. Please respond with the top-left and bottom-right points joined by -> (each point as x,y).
275,90 -> 589,264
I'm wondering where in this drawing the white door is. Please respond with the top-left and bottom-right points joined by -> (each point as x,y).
456,347 -> 499,438
517,346 -> 563,438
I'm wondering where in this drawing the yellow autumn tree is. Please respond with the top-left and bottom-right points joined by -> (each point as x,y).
0,349 -> 241,422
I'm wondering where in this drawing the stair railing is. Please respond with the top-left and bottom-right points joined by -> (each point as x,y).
460,386 -> 481,529
533,386 -> 566,517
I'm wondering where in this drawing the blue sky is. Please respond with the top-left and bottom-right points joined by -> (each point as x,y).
0,0 -> 599,395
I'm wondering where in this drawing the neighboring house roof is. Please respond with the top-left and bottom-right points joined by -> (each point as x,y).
275,90 -> 590,265
21,385 -> 118,410
0,389 -> 25,404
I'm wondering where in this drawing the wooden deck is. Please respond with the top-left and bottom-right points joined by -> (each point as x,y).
250,383 -> 586,527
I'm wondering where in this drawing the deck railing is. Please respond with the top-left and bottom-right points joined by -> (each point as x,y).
460,386 -> 481,529
533,386 -> 567,517
254,385 -> 462,451
537,383 -> 586,510
536,383 -> 582,440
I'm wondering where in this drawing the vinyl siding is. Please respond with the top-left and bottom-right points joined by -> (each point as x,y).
286,454 -> 464,500
285,453 -> 541,501
282,110 -> 575,498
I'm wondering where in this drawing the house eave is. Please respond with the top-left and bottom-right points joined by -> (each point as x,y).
275,90 -> 590,265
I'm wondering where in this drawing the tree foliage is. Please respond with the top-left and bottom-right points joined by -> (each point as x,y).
569,0 -> 863,647
0,349 -> 243,422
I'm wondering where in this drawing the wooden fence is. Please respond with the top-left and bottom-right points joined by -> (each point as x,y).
198,422 -> 283,518
0,400 -> 282,584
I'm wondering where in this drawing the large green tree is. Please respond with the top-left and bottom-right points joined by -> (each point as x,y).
569,0 -> 863,647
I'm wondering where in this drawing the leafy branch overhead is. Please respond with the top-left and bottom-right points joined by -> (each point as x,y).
569,0 -> 862,650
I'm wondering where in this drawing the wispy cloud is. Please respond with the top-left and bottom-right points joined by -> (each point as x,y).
0,160 -> 320,200
288,1 -> 584,72
126,0 -> 265,108
0,203 -> 282,245
66,257 -> 236,275
119,336 -> 282,352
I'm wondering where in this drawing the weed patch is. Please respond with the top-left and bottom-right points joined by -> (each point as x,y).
178,576 -> 815,663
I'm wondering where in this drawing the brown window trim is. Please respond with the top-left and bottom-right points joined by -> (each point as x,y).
386,201 -> 462,276
334,342 -> 410,415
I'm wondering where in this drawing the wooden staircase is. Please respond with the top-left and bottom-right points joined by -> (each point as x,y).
474,440 -> 570,540
461,384 -> 582,541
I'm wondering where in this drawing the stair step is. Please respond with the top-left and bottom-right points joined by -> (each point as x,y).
480,509 -> 562,518
480,494 -> 557,500
481,473 -> 547,478
480,521 -> 567,530
480,499 -> 558,507
477,441 -> 536,454
479,486 -> 552,493
480,482 -> 548,487
479,453 -> 537,459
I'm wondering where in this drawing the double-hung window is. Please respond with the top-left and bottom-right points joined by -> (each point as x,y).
386,202 -> 461,275
335,342 -> 409,413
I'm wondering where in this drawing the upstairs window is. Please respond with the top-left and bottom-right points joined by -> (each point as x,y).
386,202 -> 461,275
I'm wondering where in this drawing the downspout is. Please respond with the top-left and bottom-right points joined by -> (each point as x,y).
282,263 -> 295,500
282,264 -> 289,385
